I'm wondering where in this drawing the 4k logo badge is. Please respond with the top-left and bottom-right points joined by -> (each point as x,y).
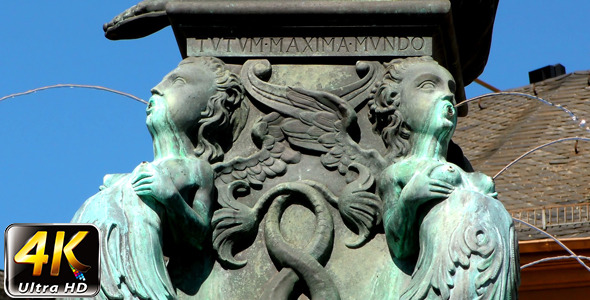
4,224 -> 100,297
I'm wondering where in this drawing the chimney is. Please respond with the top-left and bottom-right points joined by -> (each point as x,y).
528,64 -> 566,84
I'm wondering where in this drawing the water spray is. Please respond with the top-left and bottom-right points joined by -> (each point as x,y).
0,84 -> 147,104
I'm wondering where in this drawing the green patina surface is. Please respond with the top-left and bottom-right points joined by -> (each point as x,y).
72,57 -> 248,299
72,57 -> 519,299
73,1 -> 515,297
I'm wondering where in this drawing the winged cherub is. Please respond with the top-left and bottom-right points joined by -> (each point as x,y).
372,57 -> 519,299
72,57 -> 248,299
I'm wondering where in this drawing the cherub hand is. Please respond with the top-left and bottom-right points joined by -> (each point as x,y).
399,163 -> 454,208
131,162 -> 176,204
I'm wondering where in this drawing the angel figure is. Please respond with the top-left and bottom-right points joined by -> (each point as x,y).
72,56 -> 248,299
371,57 -> 519,299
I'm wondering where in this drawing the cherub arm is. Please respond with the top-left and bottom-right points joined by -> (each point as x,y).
132,161 -> 214,250
166,161 -> 214,250
381,165 -> 415,259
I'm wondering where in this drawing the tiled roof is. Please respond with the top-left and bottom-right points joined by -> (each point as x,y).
453,71 -> 590,241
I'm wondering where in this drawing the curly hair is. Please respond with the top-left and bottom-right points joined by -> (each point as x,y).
368,56 -> 437,159
179,57 -> 249,164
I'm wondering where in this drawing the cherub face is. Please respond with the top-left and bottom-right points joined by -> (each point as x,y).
146,61 -> 216,133
398,62 -> 457,136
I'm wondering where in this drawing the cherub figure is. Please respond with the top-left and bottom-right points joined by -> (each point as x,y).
371,57 -> 519,299
72,56 -> 248,299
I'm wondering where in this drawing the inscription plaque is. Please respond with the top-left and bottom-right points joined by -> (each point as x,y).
188,36 -> 432,57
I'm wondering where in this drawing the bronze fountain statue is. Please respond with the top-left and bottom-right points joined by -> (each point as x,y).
72,1 -> 518,299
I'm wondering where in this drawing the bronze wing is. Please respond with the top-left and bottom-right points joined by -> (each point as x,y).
240,59 -> 386,178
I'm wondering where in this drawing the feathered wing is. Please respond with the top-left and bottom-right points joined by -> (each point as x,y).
211,111 -> 303,269
241,59 -> 386,177
211,60 -> 388,266
213,111 -> 301,189
401,191 -> 519,300
231,59 -> 386,248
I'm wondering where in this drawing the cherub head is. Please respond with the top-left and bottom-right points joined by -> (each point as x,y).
147,56 -> 248,163
369,57 -> 457,157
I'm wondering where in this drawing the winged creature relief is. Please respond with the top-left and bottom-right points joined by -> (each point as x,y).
206,59 -> 387,298
72,57 -> 248,299
215,59 -> 472,254
211,59 -> 385,265
212,60 -> 385,190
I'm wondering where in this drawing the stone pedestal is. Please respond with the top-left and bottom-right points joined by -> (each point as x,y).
93,1 -> 517,299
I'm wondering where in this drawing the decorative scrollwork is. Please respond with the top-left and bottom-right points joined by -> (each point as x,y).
216,59 -> 390,253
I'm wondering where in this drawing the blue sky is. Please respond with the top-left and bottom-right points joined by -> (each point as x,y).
1,1 -> 589,269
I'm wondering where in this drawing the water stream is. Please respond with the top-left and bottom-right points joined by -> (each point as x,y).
0,84 -> 147,104
457,91 -> 590,133
458,91 -> 590,271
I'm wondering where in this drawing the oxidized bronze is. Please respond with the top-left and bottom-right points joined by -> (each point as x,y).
72,1 -> 518,299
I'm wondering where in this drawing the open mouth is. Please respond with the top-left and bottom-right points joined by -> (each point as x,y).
146,98 -> 155,115
446,104 -> 455,118
443,102 -> 455,120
